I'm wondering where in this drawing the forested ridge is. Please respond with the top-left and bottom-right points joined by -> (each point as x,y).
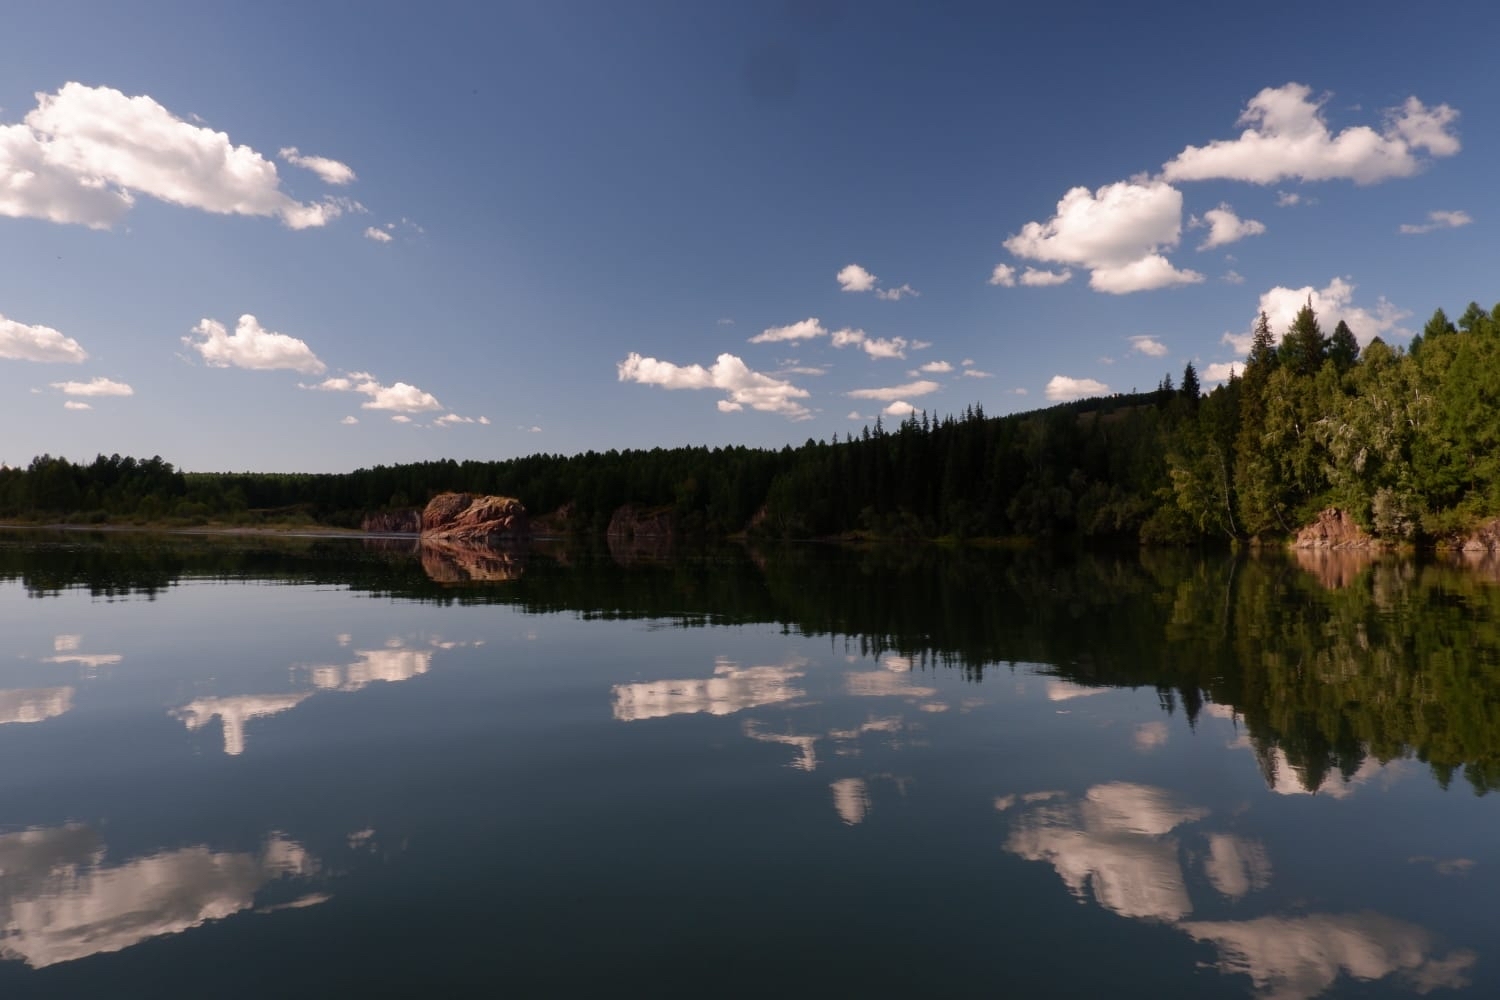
4,297 -> 1500,545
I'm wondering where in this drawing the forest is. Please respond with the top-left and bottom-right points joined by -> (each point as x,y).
3,297 -> 1499,546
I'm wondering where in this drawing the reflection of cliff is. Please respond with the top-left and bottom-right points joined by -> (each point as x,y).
1001,785 -> 1475,999
0,687 -> 74,726
611,657 -> 806,721
0,825 -> 322,968
419,538 -> 525,583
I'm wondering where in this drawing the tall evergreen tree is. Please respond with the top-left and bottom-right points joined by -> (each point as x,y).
1279,300 -> 1327,377
1328,320 -> 1359,372
1180,362 -> 1201,401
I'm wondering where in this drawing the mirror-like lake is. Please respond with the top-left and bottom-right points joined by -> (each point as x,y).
0,530 -> 1495,998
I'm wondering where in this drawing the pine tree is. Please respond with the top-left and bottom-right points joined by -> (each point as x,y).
1328,320 -> 1359,372
1279,300 -> 1327,377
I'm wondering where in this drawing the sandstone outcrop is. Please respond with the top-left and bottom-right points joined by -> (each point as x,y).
1292,508 -> 1374,549
420,492 -> 528,543
420,537 -> 526,582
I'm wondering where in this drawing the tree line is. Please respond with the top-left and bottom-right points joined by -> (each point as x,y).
3,296 -> 1499,544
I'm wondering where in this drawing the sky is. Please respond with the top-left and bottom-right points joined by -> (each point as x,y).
2,0 -> 1497,473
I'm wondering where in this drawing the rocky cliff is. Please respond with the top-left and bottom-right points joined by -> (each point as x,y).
1292,508 -> 1375,549
361,509 -> 421,533
420,492 -> 528,543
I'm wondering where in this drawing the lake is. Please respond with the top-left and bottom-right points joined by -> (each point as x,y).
0,530 -> 1495,998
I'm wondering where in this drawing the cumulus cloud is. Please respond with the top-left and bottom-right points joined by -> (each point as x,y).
1020,267 -> 1074,287
0,313 -> 88,363
63,401 -> 91,411
617,351 -> 811,419
883,401 -> 917,417
1193,204 -> 1266,249
0,83 -> 344,229
390,415 -> 412,424
278,147 -> 356,185
49,376 -> 132,397
846,379 -> 940,402
988,263 -> 1017,287
1005,180 -> 1201,294
185,315 -> 326,374
1399,209 -> 1472,235
836,264 -> 878,292
915,361 -> 953,374
1045,375 -> 1109,401
1255,277 -> 1409,347
363,226 -> 393,243
340,416 -> 358,425
838,263 -> 918,299
1163,83 -> 1461,186
1128,336 -> 1169,357
1204,362 -> 1242,383
1275,191 -> 1303,207
832,328 -> 908,359
750,318 -> 827,344
434,413 -> 486,427
305,372 -> 443,413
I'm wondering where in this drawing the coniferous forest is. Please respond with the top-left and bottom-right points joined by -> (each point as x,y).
4,298 -> 1500,546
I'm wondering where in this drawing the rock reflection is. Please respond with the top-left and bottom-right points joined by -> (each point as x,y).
0,687 -> 74,726
611,657 -> 807,721
419,538 -> 525,583
0,825 -> 322,968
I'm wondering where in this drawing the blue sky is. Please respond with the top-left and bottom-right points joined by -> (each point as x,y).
2,1 -> 1496,473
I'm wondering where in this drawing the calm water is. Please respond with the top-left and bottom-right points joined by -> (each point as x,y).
0,531 -> 1496,998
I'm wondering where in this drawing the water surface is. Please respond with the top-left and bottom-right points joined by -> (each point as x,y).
0,531 -> 1494,997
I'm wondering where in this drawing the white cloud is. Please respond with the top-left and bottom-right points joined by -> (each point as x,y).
340,415 -> 358,425
186,315 -> 326,374
836,263 -> 878,292
916,361 -> 952,374
960,358 -> 975,366
363,226 -> 393,243
847,379 -> 940,402
1045,375 -> 1109,401
0,83 -> 343,229
883,401 -> 917,417
1006,180 -> 1201,293
278,146 -> 356,185
750,317 -> 827,344
305,372 -> 444,413
846,411 -> 863,420
617,351 -> 811,419
1194,204 -> 1266,249
390,415 -> 412,423
1020,267 -> 1074,287
63,401 -> 91,411
1399,209 -> 1472,235
0,313 -> 88,363
1163,83 -> 1461,186
716,317 -> 734,326
1090,255 -> 1203,294
1255,276 -> 1409,347
875,283 -> 919,301
49,376 -> 132,397
1275,190 -> 1302,207
1204,362 -> 1242,383
1011,387 -> 1028,395
962,369 -> 994,378
988,263 -> 1016,287
1128,336 -> 1169,357
831,328 -> 908,360
1223,270 -> 1245,285
434,413 -> 475,427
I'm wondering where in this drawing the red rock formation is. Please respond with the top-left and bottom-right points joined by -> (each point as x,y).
420,493 -> 528,543
1292,508 -> 1374,549
361,510 -> 421,533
